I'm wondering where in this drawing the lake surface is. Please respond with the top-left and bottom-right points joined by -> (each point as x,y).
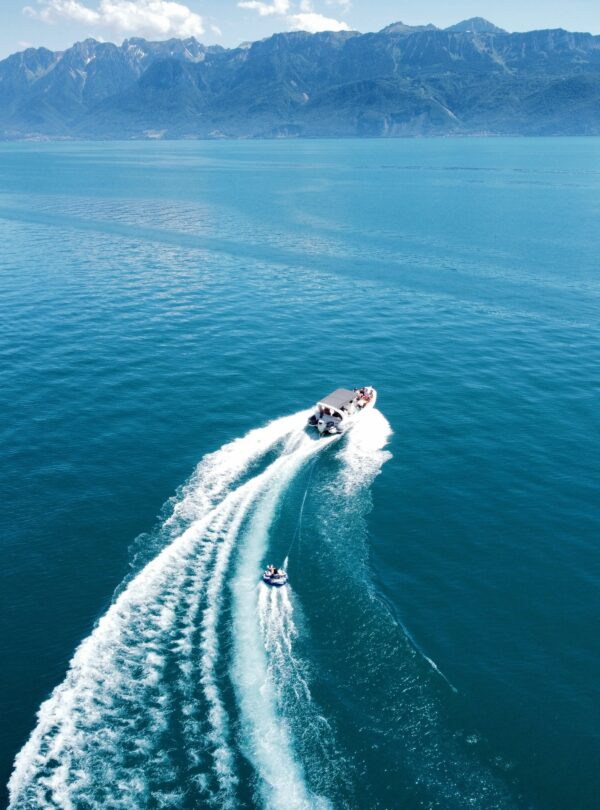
1,139 -> 599,809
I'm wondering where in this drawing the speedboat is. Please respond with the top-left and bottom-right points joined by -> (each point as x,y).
307,386 -> 377,435
262,566 -> 288,587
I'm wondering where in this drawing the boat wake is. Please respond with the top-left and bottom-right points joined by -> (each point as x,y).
6,412 -> 342,809
307,410 -> 517,809
7,406 -> 514,809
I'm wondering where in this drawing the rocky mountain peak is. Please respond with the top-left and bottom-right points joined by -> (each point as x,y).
445,18 -> 508,34
381,21 -> 439,35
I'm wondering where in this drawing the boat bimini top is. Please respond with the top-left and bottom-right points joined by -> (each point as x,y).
308,385 -> 377,435
316,388 -> 357,419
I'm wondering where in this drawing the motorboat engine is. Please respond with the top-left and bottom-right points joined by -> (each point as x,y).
318,418 -> 340,435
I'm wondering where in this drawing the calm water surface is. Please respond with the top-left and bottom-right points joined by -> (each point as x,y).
0,139 -> 599,809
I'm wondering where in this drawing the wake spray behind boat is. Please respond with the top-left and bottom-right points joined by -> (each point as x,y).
307,386 -> 377,435
260,445 -> 320,589
262,565 -> 288,587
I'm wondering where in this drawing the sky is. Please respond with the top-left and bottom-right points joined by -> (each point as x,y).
2,0 -> 600,58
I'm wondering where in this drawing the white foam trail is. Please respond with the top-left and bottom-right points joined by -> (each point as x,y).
173,492 -> 245,797
8,412 -> 306,809
339,411 -> 457,691
258,586 -> 310,705
197,469 -> 283,805
164,411 -> 307,535
230,433 -> 336,810
336,408 -> 393,494
184,428 -> 326,805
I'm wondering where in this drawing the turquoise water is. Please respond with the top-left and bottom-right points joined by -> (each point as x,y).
1,139 -> 599,809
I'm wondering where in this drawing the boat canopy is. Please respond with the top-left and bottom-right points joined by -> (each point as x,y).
317,388 -> 356,414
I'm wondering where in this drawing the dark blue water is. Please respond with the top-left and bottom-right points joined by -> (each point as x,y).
1,139 -> 599,809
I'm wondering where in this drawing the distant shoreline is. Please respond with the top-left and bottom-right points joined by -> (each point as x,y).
2,133 -> 600,143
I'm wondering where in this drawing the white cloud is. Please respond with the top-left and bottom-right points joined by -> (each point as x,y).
24,0 -> 99,24
23,0 -> 205,38
238,0 -> 348,32
237,0 -> 289,17
289,11 -> 349,32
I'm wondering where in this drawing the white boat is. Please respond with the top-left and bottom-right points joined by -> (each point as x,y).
307,386 -> 377,435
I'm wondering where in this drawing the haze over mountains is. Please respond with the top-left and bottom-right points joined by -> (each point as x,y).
2,17 -> 600,139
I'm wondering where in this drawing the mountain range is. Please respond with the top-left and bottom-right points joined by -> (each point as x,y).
2,18 -> 600,139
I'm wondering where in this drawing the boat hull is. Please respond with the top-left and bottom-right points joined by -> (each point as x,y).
313,388 -> 377,435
